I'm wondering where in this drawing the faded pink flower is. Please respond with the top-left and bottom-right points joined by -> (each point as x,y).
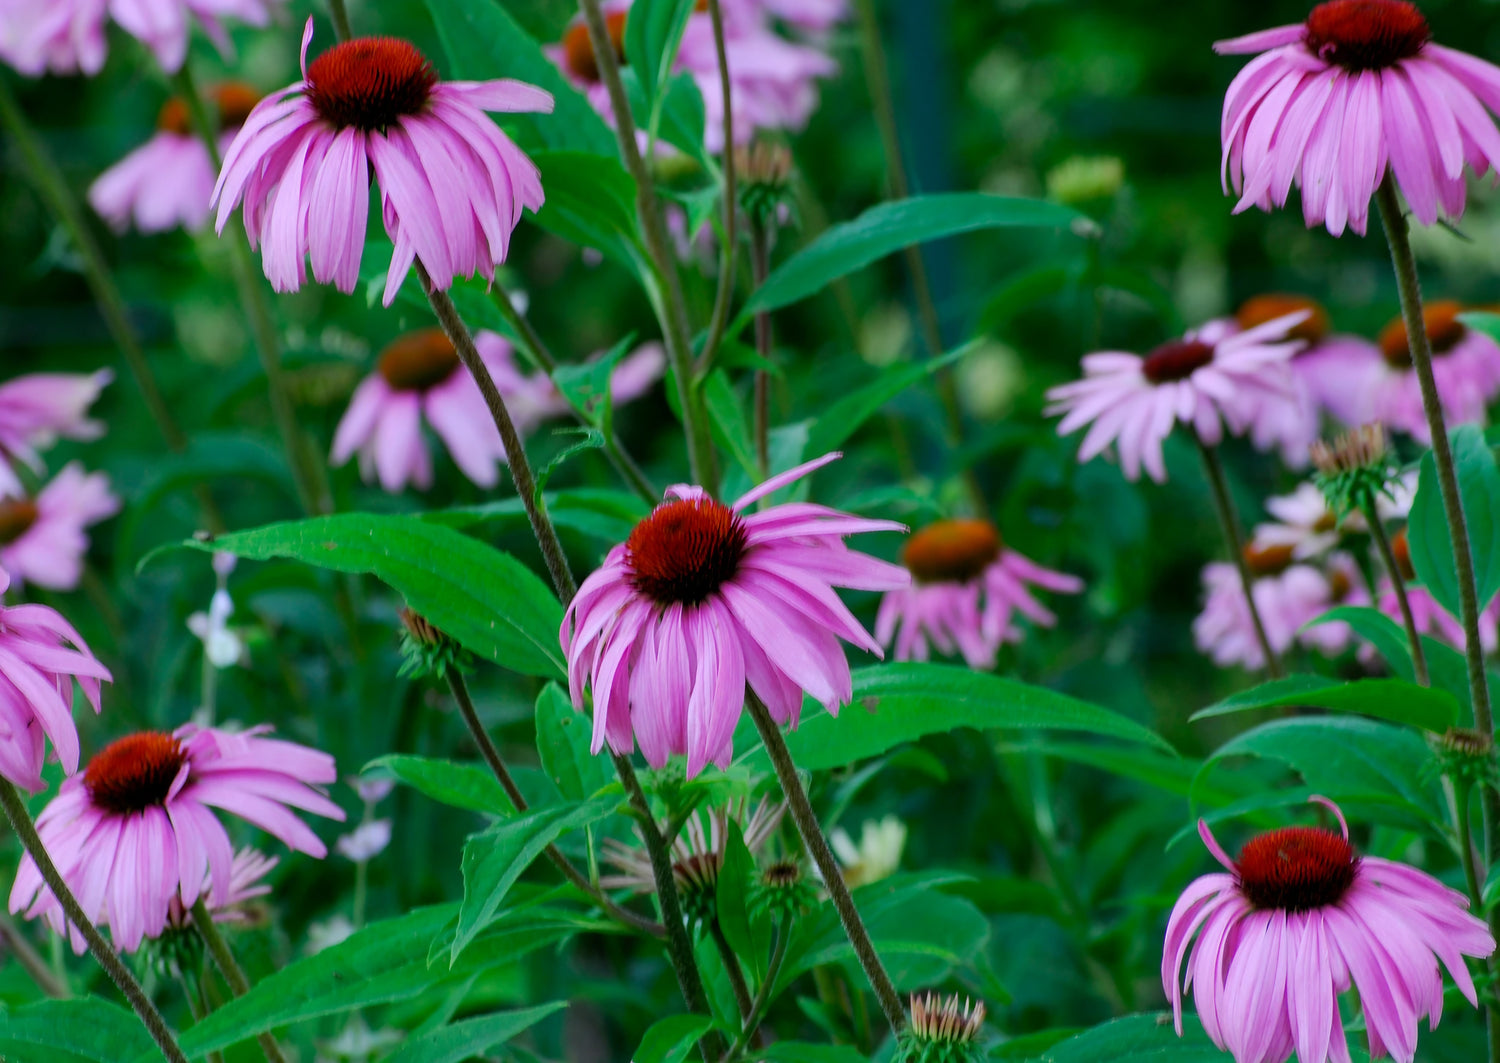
874,518 -> 1083,670
10,724 -> 343,953
0,0 -> 282,76
1251,483 -> 1346,560
1164,797 -> 1494,1063
213,19 -> 550,307
723,0 -> 848,35
1216,0 -> 1500,236
0,370 -> 111,497
0,569 -> 110,793
1365,303 -> 1500,444
1377,528 -> 1500,654
0,463 -> 119,592
165,847 -> 277,929
1044,313 -> 1305,483
562,453 -> 908,776
90,85 -> 260,234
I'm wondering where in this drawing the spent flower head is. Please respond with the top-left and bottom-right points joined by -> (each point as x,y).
896,993 -> 987,1063
1310,424 -> 1400,520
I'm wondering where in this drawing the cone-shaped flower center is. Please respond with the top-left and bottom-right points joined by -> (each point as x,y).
1304,0 -> 1430,70
1379,300 -> 1467,367
1312,510 -> 1338,534
1236,293 -> 1331,345
84,732 -> 188,815
1236,826 -> 1358,910
1243,542 -> 1296,577
561,11 -> 628,84
627,497 -> 748,605
377,329 -> 462,391
1141,339 -> 1214,384
306,37 -> 438,132
213,82 -> 262,130
762,858 -> 803,888
902,519 -> 1002,584
0,498 -> 39,544
1392,527 -> 1417,581
157,97 -> 194,136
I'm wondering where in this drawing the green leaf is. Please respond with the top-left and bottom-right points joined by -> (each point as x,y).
533,427 -> 607,502
756,1045 -> 866,1063
738,194 -> 1088,322
0,999 -> 158,1063
535,683 -> 614,802
624,0 -> 696,115
1191,675 -> 1458,734
702,370 -> 759,480
740,663 -> 1171,773
1461,311 -> 1500,347
455,792 -> 620,960
1309,605 -> 1473,714
365,754 -> 515,816
424,488 -> 649,546
383,1004 -> 568,1063
423,0 -> 616,155
164,514 -> 565,681
552,334 -> 637,429
633,1015 -> 717,1063
1025,1013 -> 1230,1062
714,819 -> 768,982
1407,425 -> 1500,619
805,346 -> 974,461
532,152 -> 647,276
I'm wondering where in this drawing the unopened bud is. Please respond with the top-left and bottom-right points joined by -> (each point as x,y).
397,607 -> 469,679
1435,727 -> 1499,792
736,140 -> 795,231
749,858 -> 817,923
1311,424 -> 1399,520
897,993 -> 987,1063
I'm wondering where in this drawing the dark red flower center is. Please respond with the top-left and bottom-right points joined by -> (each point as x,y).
903,519 -> 1002,584
1304,0 -> 1430,70
561,11 -> 628,84
213,82 -> 261,130
1392,527 -> 1416,581
1244,542 -> 1296,577
377,329 -> 462,391
1236,826 -> 1358,910
1141,340 -> 1215,385
627,497 -> 748,605
1378,300 -> 1467,367
306,37 -> 438,132
0,499 -> 39,545
1236,293 -> 1331,346
84,732 -> 187,815
157,97 -> 193,136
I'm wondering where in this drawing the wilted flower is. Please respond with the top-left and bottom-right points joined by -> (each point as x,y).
0,463 -> 119,591
1044,314 -> 1305,482
562,453 -> 907,776
831,815 -> 906,889
1163,797 -> 1494,1063
875,519 -> 1083,670
11,725 -> 343,952
1365,303 -> 1500,443
1216,0 -> 1500,236
213,19 -> 551,306
0,371 -> 111,497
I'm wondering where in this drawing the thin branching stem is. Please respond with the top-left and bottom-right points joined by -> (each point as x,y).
694,0 -> 738,377
1360,487 -> 1429,685
191,900 -> 289,1063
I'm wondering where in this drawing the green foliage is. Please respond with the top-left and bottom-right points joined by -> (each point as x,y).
1407,425 -> 1500,620
0,999 -> 159,1063
1191,675 -> 1459,734
382,1004 -> 569,1063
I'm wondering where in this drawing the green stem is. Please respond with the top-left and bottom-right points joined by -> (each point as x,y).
0,781 -> 188,1063
750,219 -> 772,477
326,0 -> 352,41
575,0 -> 719,497
709,918 -> 754,1022
692,0 -> 738,377
0,909 -> 68,998
1194,433 -> 1284,679
190,900 -> 288,1063
1360,487 -> 1429,685
745,693 -> 905,1036
722,922 -> 788,1062
177,972 -> 226,1063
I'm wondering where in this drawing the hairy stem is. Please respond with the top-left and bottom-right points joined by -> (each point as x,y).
0,781 -> 188,1063
693,0 -> 738,376
1360,487 -> 1429,686
576,0 -> 719,497
0,909 -> 67,999
421,267 -> 578,601
1194,434 -> 1284,679
722,922 -> 788,1062
750,219 -> 773,476
191,900 -> 288,1063
745,694 -> 905,1036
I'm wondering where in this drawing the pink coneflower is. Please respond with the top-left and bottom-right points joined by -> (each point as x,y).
212,19 -> 550,307
1164,797 -> 1494,1063
1194,546 -> 1366,670
724,0 -> 848,35
165,847 -> 277,930
332,329 -> 662,492
1376,529 -> 1499,654
90,84 -> 260,235
0,569 -> 110,793
562,452 -> 907,776
1216,0 -> 1500,237
1251,482 -> 1346,560
10,724 -> 343,953
873,519 -> 1083,670
1044,314 -> 1305,483
0,0 -> 280,76
0,463 -> 119,592
1365,303 -> 1500,443
1233,296 -> 1385,429
545,3 -> 629,119
0,370 -> 111,497
601,797 -> 784,902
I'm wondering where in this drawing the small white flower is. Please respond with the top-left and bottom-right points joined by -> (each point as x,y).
353,776 -> 396,805
335,819 -> 392,862
189,586 -> 247,668
831,815 -> 907,888
305,914 -> 355,955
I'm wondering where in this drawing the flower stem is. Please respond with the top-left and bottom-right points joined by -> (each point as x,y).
445,669 -> 662,937
614,754 -> 728,1062
710,918 -> 754,1022
1360,487 -> 1429,685
576,0 -> 720,498
1374,178 -> 1493,732
420,267 -> 578,602
0,910 -> 68,999
326,0 -> 352,41
190,900 -> 288,1063
692,0 -> 737,377
722,922 -> 787,1062
745,693 -> 905,1037
0,780 -> 188,1063
1194,433 -> 1284,679
750,219 -> 773,477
